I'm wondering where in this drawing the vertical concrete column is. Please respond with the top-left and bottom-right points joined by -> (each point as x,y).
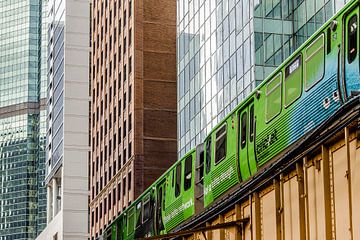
52,178 -> 58,217
47,185 -> 52,223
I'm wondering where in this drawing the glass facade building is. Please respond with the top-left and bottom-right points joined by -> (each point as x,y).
177,0 -> 352,156
0,0 -> 47,239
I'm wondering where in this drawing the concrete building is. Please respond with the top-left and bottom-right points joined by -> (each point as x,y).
177,0 -> 353,157
89,0 -> 177,238
36,0 -> 89,239
0,1 -> 47,238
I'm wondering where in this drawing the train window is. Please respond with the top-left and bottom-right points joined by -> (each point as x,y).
127,208 -> 135,235
184,155 -> 192,191
284,55 -> 302,107
250,105 -> 254,142
175,163 -> 181,197
136,202 -> 142,228
156,185 -> 165,231
266,73 -> 282,122
241,112 -> 247,148
143,198 -> 150,222
304,34 -> 324,91
215,124 -> 227,164
205,139 -> 211,174
348,15 -> 357,63
117,221 -> 122,239
199,151 -> 205,184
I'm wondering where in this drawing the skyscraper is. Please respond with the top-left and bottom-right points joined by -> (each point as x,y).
89,0 -> 177,238
36,0 -> 89,239
177,0 -> 352,157
0,0 -> 47,239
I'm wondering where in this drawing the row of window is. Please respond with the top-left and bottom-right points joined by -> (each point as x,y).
199,33 -> 326,173
93,84 -> 132,124
265,34 -> 325,122
91,172 -> 132,228
92,141 -> 132,197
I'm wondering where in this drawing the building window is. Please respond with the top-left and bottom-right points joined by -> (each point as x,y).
128,171 -> 132,191
118,182 -> 121,202
123,37 -> 126,54
100,203 -> 102,219
123,120 -> 127,138
128,56 -> 132,74
123,149 -> 127,165
123,177 -> 126,196
129,28 -> 132,46
129,0 -> 132,17
128,85 -> 132,102
113,188 -> 116,206
123,10 -> 126,26
96,207 -> 98,222
128,113 -> 132,131
128,142 -> 132,159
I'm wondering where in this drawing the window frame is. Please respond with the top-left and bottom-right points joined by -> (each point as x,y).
265,72 -> 282,123
184,155 -> 193,191
142,196 -> 151,223
127,208 -> 135,235
249,105 -> 254,142
241,112 -> 247,149
175,163 -> 182,198
304,34 -> 325,91
135,202 -> 142,229
205,138 -> 212,174
214,124 -> 227,165
347,14 -> 358,64
284,55 -> 302,108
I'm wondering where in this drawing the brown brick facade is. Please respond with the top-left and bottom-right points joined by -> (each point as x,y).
89,0 -> 176,239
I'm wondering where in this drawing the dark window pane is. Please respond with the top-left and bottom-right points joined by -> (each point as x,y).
175,164 -> 181,197
241,112 -> 247,149
184,155 -> 192,191
215,125 -> 227,164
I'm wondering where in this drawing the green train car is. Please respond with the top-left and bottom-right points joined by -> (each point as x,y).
104,0 -> 360,238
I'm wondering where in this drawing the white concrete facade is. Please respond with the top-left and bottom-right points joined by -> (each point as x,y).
37,0 -> 90,239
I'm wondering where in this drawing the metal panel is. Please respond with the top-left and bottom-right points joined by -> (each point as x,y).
306,158 -> 326,240
282,176 -> 300,240
260,190 -> 277,240
332,145 -> 351,239
351,139 -> 360,239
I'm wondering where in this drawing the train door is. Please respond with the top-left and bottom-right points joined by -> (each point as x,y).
343,6 -> 360,99
238,101 -> 257,181
155,180 -> 165,235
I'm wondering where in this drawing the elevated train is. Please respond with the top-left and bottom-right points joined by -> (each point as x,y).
104,0 -> 360,239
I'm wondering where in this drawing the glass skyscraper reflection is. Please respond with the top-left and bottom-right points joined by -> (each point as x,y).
0,0 -> 47,239
177,0 -> 352,156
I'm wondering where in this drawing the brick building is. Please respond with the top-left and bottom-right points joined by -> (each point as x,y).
89,0 -> 177,238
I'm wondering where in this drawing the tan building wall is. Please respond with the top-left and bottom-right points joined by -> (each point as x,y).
89,0 -> 177,238
37,0 -> 90,239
